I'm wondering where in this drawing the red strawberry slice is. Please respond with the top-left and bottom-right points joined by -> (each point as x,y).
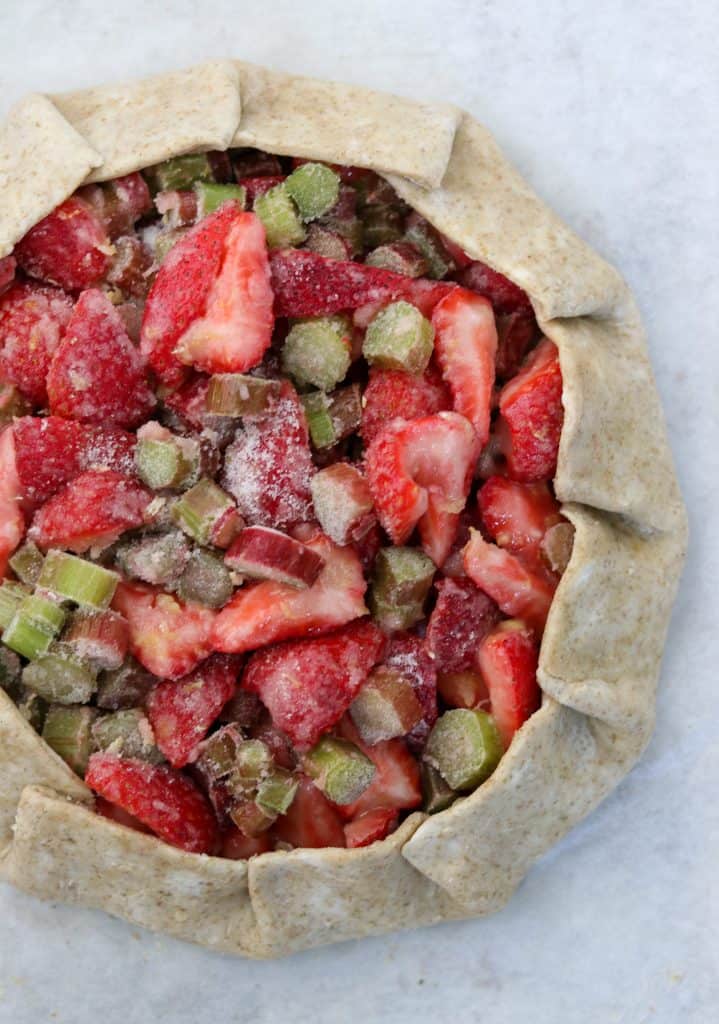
364,411 -> 480,566
0,255 -> 16,294
273,776 -> 345,849
0,426 -> 23,576
29,469 -> 150,553
213,532 -> 368,654
162,374 -> 212,430
498,338 -> 563,482
0,281 -> 73,405
47,289 -> 155,428
432,288 -> 497,447
221,381 -> 315,529
86,753 -> 219,854
478,476 -> 562,556
221,827 -> 272,859
437,232 -> 473,270
383,634 -> 437,751
426,577 -> 501,674
239,175 -> 287,204
14,197 -> 112,292
12,415 -> 136,512
113,581 -> 217,680
269,249 -> 455,318
344,807 -> 398,849
360,366 -> 452,446
146,655 -> 239,768
94,795 -> 151,834
463,530 -> 556,636
242,619 -> 385,749
141,206 -> 273,384
476,620 -> 540,747
457,259 -> 531,314
336,717 -> 422,820
495,308 -> 538,380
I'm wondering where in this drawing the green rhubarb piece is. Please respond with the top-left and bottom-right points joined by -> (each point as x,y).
361,204 -> 403,248
0,646 -> 22,694
96,657 -> 156,710
176,548 -> 233,608
423,709 -> 503,792
368,595 -> 425,633
136,436 -> 198,490
227,739 -> 274,800
42,705 -> 97,775
115,531 -> 191,588
3,594 -> 66,660
256,767 -> 298,816
421,762 -> 456,814
350,666 -> 423,745
303,736 -> 375,805
38,550 -> 119,609
285,162 -> 341,221
372,547 -> 435,607
91,708 -> 162,762
22,649 -> 97,705
16,688 -> 48,731
171,478 -> 236,546
0,581 -> 30,630
282,316 -> 352,391
9,542 -> 44,587
194,181 -> 246,216
365,242 -> 429,278
302,384 -> 362,450
254,183 -> 306,248
196,724 -> 242,780
230,799 -> 276,838
205,373 -> 281,417
144,153 -> 214,194
304,224 -> 351,260
363,300 -> 434,375
404,221 -> 454,279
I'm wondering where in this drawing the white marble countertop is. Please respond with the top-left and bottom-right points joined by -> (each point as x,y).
0,2 -> 717,1021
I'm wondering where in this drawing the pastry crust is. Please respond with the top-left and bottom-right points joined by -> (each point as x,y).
0,62 -> 687,957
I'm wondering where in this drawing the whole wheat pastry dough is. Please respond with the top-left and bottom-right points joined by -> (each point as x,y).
0,61 -> 687,957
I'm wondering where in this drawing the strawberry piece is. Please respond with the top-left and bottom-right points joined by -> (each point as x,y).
495,309 -> 538,380
273,776 -> 345,849
29,469 -> 149,553
113,581 -> 216,680
146,655 -> 239,768
476,621 -> 540,747
225,526 -> 325,588
242,620 -> 385,749
426,577 -> 501,673
221,381 -> 314,529
239,175 -> 287,204
86,753 -> 219,854
221,827 -> 272,859
162,374 -> 212,431
478,476 -> 562,558
432,288 -> 497,447
383,634 -> 437,751
12,415 -> 136,512
344,807 -> 398,848
365,411 -> 480,566
212,532 -> 368,654
437,233 -> 473,270
0,255 -> 16,294
498,338 -> 563,482
94,795 -> 151,834
47,289 -> 155,428
457,259 -> 531,315
0,427 -> 24,577
360,366 -> 452,446
337,718 -> 422,820
0,281 -> 74,405
14,197 -> 111,292
81,173 -> 153,238
463,531 -> 556,636
269,249 -> 455,318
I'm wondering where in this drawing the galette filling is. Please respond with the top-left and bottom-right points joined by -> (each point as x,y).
0,150 -> 569,857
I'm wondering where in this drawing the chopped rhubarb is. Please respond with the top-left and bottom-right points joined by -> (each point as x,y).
360,366 -> 452,446
363,300 -> 434,375
96,656 -> 157,710
171,478 -> 239,547
425,577 -> 501,674
350,665 -> 423,745
115,531 -> 191,589
365,241 -> 429,278
303,736 -> 376,804
91,708 -> 161,763
176,549 -> 234,609
420,763 -> 456,814
285,163 -> 341,221
404,215 -> 454,279
254,184 -> 306,248
42,705 -> 97,775
0,581 -> 29,631
194,182 -> 246,217
497,338 -> 564,482
4,594 -> 65,661
282,315 -> 352,391
336,718 -> 422,819
106,236 -> 152,297
382,633 -> 438,751
224,526 -> 325,588
476,620 -> 541,747
238,175 -> 287,205
304,224 -> 353,261
22,650 -> 96,704
62,609 -> 128,670
361,205 -> 404,249
15,197 -> 111,292
205,373 -> 280,417
144,154 -> 214,193
8,541 -> 44,587
310,463 -> 375,545
0,280 -> 73,405
344,807 -> 399,848
423,708 -> 502,791
368,546 -> 435,632
302,384 -> 362,449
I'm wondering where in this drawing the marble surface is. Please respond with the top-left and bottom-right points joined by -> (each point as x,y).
0,2 -> 717,1021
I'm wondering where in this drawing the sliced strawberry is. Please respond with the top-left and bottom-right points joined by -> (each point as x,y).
242,619 -> 385,749
112,581 -> 217,680
146,655 -> 239,768
239,175 -> 287,204
221,381 -> 314,529
29,469 -> 150,553
463,531 -> 556,636
364,411 -> 480,566
432,288 -> 497,446
0,255 -> 16,294
426,577 -> 501,674
478,476 -> 562,557
220,827 -> 272,859
12,415 -> 136,512
495,308 -> 538,380
15,197 -> 112,292
0,281 -> 74,405
344,807 -> 398,848
476,620 -> 540,747
273,776 -> 345,849
360,366 -> 452,446
269,249 -> 455,318
86,753 -> 219,854
337,718 -> 422,820
383,634 -> 437,751
457,259 -> 531,315
94,795 -> 151,834
47,289 -> 155,428
0,426 -> 24,576
212,532 -> 368,654
498,338 -> 563,482
438,232 -> 473,270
